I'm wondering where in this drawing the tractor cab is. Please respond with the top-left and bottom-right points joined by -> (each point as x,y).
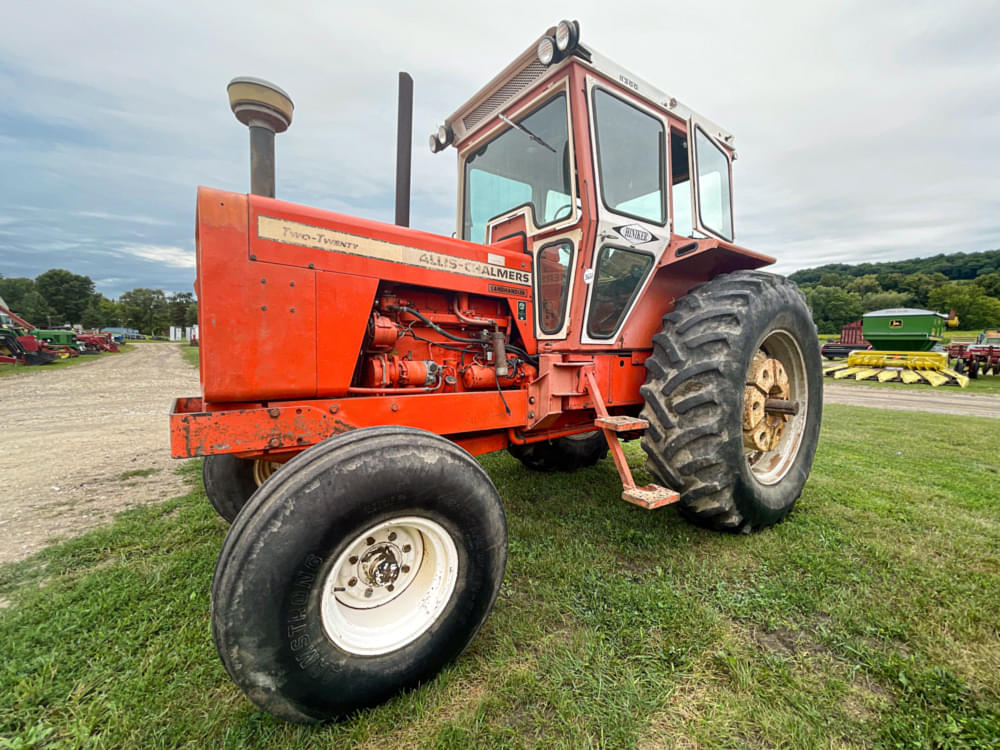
430,21 -> 752,347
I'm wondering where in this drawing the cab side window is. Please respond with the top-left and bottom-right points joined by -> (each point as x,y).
536,241 -> 574,334
592,89 -> 666,226
587,246 -> 653,338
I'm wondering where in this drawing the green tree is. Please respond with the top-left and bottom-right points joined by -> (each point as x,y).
81,294 -> 115,329
805,286 -> 863,334
927,283 -> 1000,330
878,272 -> 906,292
119,288 -> 169,335
18,291 -> 57,327
167,292 -> 195,328
0,277 -> 36,312
974,272 -> 1000,299
818,272 -> 849,289
99,297 -> 122,328
34,269 -> 95,325
861,291 -> 911,313
847,274 -> 882,297
898,272 -> 948,307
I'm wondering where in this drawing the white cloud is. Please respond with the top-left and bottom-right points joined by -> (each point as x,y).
119,244 -> 195,269
73,211 -> 171,226
0,0 -> 998,290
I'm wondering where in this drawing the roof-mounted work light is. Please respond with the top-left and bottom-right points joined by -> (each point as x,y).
429,123 -> 453,153
554,20 -> 579,52
536,20 -> 581,66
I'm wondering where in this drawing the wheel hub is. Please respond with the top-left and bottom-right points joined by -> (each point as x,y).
360,543 -> 401,587
743,353 -> 790,452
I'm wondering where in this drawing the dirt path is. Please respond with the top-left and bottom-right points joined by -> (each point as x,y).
824,383 -> 1000,419
0,344 -> 200,564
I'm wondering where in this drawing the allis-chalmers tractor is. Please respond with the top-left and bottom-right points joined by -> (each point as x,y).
170,21 -> 822,723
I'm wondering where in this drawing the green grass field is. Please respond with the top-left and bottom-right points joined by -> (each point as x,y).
1,405 -> 998,749
180,343 -> 199,369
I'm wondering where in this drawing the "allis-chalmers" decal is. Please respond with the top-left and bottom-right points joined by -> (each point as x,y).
257,216 -> 532,286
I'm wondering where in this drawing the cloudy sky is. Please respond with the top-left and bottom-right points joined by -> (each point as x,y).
1,0 -> 997,298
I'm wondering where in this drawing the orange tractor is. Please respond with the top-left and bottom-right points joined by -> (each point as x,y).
171,21 -> 822,723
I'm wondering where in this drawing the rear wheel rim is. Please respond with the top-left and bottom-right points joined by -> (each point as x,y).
743,329 -> 808,486
320,516 -> 459,655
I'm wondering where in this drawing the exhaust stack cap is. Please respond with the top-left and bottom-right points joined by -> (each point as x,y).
227,77 -> 293,133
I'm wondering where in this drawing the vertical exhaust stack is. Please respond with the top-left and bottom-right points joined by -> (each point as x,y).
395,72 -> 413,227
227,77 -> 294,198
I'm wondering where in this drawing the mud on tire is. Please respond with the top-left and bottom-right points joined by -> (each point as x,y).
640,270 -> 822,532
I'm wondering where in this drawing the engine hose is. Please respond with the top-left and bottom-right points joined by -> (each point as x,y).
387,305 -> 485,345
389,304 -> 537,365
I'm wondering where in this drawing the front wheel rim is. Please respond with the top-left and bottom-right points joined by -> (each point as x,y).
320,517 -> 459,656
252,459 -> 279,486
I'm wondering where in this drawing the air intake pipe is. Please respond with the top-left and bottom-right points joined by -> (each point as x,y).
227,77 -> 294,197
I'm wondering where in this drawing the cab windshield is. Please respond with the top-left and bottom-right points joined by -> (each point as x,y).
461,92 -> 572,243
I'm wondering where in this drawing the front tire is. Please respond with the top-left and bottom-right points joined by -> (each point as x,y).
211,426 -> 507,722
640,271 -> 822,532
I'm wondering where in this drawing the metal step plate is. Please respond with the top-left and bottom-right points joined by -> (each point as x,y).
621,484 -> 680,510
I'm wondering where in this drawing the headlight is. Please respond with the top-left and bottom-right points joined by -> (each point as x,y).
429,133 -> 442,153
555,20 -> 579,52
537,36 -> 556,66
437,125 -> 453,147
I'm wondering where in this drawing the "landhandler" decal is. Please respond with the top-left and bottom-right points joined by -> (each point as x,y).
257,216 -> 532,286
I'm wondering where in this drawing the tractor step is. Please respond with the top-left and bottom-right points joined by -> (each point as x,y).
621,484 -> 680,510
594,415 -> 649,432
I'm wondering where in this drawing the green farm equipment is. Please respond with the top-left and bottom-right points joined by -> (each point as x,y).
824,308 -> 968,387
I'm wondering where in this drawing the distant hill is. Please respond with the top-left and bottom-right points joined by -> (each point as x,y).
789,249 -> 1000,284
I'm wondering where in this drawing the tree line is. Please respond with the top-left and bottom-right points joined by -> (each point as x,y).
788,250 -> 1000,334
0,269 -> 196,336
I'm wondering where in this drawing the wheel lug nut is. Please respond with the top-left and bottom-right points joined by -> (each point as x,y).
366,537 -> 375,546
387,584 -> 395,592
388,531 -> 397,541
401,565 -> 410,573
348,577 -> 357,587
364,588 -> 373,598
349,556 -> 358,564
402,544 -> 411,553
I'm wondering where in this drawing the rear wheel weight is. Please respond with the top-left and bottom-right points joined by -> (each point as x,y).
210,426 -> 507,723
639,270 -> 823,532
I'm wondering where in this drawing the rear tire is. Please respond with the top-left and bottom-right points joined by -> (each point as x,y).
202,455 -> 280,523
211,426 -> 507,722
507,431 -> 608,472
640,270 -> 822,532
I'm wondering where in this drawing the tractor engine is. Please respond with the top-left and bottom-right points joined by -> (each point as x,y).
360,288 -> 536,393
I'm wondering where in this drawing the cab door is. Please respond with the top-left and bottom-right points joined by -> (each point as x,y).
479,82 -> 582,342
688,117 -> 735,242
581,77 -> 671,346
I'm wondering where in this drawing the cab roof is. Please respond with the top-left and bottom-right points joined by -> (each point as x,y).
442,25 -> 735,151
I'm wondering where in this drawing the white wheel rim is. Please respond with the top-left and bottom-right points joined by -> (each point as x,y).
744,329 -> 809,486
320,517 -> 459,655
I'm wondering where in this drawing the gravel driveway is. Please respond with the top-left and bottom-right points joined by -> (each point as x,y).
824,383 -> 1000,419
0,344 -> 199,564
